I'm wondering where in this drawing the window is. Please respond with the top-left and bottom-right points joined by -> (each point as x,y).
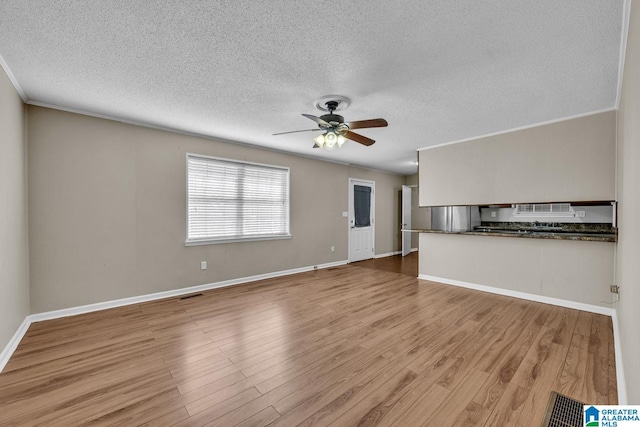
186,154 -> 290,245
512,203 -> 575,217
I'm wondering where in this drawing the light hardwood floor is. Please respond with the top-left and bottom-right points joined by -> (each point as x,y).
351,251 -> 418,277
0,256 -> 616,426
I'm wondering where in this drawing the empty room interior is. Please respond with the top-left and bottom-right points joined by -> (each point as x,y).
1,1 -> 639,426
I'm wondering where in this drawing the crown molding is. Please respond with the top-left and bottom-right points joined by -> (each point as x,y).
417,107 -> 618,152
26,101 -> 406,176
616,0 -> 632,109
0,54 -> 27,102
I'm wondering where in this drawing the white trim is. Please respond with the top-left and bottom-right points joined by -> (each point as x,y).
417,108 -> 618,152
401,184 -> 412,256
26,101 -> 395,177
0,259 -> 348,372
422,273 -> 628,402
418,274 -> 616,316
616,0 -> 632,109
185,152 -> 291,245
348,178 -> 376,263
611,311 -> 628,404
1,261 -> 626,405
27,101 -> 339,163
374,250 -> 401,259
0,53 -> 27,102
186,152 -> 291,172
0,317 -> 31,372
29,259 -> 348,323
365,249 -> 416,259
185,235 -> 292,246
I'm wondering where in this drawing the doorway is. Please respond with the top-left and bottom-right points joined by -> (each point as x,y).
348,178 -> 375,262
401,185 -> 412,256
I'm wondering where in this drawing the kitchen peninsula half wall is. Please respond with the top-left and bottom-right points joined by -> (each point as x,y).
419,232 -> 614,309
417,111 -> 617,312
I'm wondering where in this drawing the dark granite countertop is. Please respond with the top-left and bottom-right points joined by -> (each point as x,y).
405,223 -> 617,242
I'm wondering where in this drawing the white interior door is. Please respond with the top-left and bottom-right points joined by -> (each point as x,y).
401,185 -> 412,256
349,179 -> 375,262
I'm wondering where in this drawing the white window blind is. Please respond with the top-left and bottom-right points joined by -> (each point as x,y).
186,154 -> 290,244
513,203 -> 575,217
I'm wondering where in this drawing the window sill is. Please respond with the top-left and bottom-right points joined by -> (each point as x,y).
185,234 -> 292,246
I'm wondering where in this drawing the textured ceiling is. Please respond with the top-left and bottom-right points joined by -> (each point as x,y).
0,1 -> 625,174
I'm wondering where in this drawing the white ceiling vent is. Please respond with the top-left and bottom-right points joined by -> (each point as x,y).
513,203 -> 575,217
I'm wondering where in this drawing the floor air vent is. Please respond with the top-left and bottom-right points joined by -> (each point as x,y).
541,391 -> 585,427
179,293 -> 203,300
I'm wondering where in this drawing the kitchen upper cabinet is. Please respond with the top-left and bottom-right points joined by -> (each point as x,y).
419,111 -> 616,206
493,129 -> 546,203
420,137 -> 496,205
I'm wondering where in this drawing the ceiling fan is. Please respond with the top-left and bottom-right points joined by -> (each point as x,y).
273,100 -> 388,150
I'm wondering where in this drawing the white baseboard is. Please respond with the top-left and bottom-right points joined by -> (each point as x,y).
30,259 -> 348,323
611,311 -> 628,404
368,249 -> 416,260
419,274 -> 626,402
0,317 -> 31,372
3,261 -> 627,405
374,251 -> 401,259
418,274 -> 616,317
1,259 -> 348,372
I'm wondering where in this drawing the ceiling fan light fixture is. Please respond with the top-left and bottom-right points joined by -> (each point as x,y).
313,133 -> 325,148
274,98 -> 386,150
313,131 -> 346,150
324,131 -> 338,150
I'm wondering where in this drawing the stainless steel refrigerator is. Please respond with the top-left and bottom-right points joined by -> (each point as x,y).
431,206 -> 481,232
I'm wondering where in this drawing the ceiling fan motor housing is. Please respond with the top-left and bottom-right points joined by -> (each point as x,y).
320,113 -> 344,124
273,94 -> 384,147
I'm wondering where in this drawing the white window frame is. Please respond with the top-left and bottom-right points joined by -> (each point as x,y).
185,153 -> 291,246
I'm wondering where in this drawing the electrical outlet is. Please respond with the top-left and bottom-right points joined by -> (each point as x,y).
610,285 -> 619,294
491,211 -> 496,218
200,261 -> 207,270
331,246 -> 335,252
342,211 -> 348,218
576,210 -> 586,218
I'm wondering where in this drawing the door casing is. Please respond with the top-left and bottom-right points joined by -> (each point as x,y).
401,185 -> 412,256
348,178 -> 375,263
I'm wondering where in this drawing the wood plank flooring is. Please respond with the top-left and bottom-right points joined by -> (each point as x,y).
0,257 -> 616,426
352,251 -> 418,277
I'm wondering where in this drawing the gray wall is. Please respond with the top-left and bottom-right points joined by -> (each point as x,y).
420,233 -> 614,308
0,66 -> 29,351
616,0 -> 640,404
27,106 -> 405,313
419,111 -> 616,206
